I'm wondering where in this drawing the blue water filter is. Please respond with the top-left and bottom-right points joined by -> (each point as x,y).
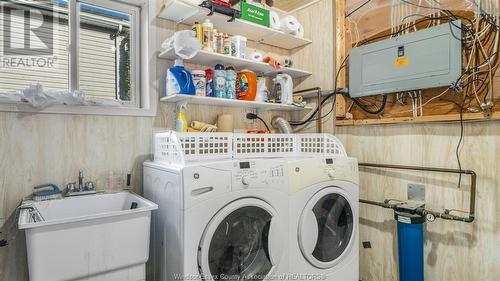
395,212 -> 424,281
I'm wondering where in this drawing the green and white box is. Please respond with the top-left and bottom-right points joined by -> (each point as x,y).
240,1 -> 270,27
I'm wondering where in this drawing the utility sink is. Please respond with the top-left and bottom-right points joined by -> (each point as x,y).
18,191 -> 158,281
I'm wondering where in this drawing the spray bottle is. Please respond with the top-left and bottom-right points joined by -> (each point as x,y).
175,101 -> 188,133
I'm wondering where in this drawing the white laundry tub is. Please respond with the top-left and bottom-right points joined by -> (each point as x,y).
18,191 -> 158,281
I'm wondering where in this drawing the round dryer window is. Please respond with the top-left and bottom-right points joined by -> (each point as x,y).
298,187 -> 355,269
198,198 -> 281,281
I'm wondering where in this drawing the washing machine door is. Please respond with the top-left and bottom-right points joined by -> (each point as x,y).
298,186 -> 355,269
198,198 -> 282,281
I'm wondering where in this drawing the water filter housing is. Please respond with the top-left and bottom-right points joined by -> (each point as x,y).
395,211 -> 424,281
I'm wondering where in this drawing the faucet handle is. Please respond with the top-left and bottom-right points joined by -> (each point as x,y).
85,181 -> 95,191
66,182 -> 77,193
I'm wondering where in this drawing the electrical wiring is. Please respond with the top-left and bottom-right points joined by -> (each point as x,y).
301,94 -> 338,125
289,55 -> 348,127
398,0 -> 476,32
288,88 -> 339,126
358,3 -> 499,114
456,95 -> 466,188
346,0 -> 372,18
359,15 -> 472,47
349,2 -> 500,186
352,95 -> 388,115
345,2 -> 498,184
389,87 -> 451,116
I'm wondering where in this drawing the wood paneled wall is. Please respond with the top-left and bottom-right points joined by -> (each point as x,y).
0,1 -> 334,280
336,121 -> 500,281
337,2 -> 500,280
339,1 -> 500,125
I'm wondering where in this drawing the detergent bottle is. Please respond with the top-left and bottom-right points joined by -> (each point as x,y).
166,59 -> 195,96
205,68 -> 214,97
274,73 -> 293,104
236,70 -> 257,101
214,64 -> 226,98
225,66 -> 237,99
175,101 -> 188,133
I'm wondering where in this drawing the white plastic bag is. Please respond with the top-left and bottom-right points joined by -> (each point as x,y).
20,83 -> 122,109
162,30 -> 202,59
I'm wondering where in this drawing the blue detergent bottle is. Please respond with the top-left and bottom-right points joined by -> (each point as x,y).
214,64 -> 226,98
166,59 -> 195,96
225,66 -> 237,99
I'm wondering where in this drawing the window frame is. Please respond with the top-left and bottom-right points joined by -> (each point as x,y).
0,0 -> 157,117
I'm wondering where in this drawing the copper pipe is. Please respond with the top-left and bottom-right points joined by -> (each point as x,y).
293,87 -> 322,133
358,162 -> 477,223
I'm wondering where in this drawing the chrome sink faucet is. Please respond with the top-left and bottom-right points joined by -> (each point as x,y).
78,170 -> 84,192
65,170 -> 96,196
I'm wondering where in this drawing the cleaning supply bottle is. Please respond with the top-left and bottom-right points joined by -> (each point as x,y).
205,68 -> 214,97
166,59 -> 195,96
202,19 -> 214,52
175,101 -> 188,133
192,70 -> 206,96
192,21 -> 203,44
275,73 -> 293,104
223,34 -> 231,55
236,69 -> 257,101
215,32 -> 224,54
214,64 -> 226,98
225,66 -> 237,99
255,75 -> 269,102
212,29 -> 218,52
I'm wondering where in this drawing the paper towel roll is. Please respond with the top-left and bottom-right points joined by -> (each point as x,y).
217,114 -> 234,132
280,16 -> 300,34
191,121 -> 209,131
251,52 -> 263,62
269,11 -> 281,30
293,23 -> 305,38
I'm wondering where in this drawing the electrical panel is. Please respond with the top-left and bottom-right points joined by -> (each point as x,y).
349,21 -> 463,98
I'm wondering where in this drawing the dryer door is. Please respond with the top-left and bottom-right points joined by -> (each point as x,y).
298,186 -> 355,269
198,198 -> 282,281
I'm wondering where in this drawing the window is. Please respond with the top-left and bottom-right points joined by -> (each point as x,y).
78,0 -> 139,105
0,1 -> 70,92
0,0 -> 154,115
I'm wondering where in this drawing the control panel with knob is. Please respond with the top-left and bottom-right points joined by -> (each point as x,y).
241,175 -> 251,186
232,160 -> 286,190
327,169 -> 336,179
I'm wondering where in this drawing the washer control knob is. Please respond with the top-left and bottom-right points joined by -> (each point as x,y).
241,175 -> 251,186
327,170 -> 335,179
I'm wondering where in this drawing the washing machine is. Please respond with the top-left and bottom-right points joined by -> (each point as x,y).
143,158 -> 289,281
287,156 -> 359,281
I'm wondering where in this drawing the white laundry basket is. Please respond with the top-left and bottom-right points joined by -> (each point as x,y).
153,131 -> 347,164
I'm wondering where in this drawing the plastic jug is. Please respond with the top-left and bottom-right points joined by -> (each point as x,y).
237,70 -> 257,101
166,60 -> 195,96
255,75 -> 268,102
275,73 -> 293,104
225,67 -> 237,99
202,19 -> 214,52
